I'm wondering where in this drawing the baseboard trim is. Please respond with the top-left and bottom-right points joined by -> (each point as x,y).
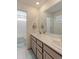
27,48 -> 32,50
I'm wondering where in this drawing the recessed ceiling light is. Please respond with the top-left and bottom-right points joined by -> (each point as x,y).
36,2 -> 39,5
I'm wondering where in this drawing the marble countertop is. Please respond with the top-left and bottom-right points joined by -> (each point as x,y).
31,33 -> 62,55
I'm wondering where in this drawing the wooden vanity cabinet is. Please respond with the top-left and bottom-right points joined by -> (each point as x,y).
31,35 -> 62,59
31,35 -> 43,59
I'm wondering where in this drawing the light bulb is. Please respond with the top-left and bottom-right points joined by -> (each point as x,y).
36,2 -> 39,5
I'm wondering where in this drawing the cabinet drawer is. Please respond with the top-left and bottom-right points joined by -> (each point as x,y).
37,40 -> 42,47
37,44 -> 42,53
37,49 -> 42,59
31,36 -> 36,42
43,44 -> 62,59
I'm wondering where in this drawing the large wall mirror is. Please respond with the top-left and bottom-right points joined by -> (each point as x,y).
38,1 -> 62,36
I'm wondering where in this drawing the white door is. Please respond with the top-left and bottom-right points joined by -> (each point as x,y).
17,10 -> 27,39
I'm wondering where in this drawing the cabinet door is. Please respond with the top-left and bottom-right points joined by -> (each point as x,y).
31,39 -> 33,50
44,44 -> 62,59
43,51 -> 54,59
37,49 -> 42,59
37,40 -> 42,47
32,40 -> 36,55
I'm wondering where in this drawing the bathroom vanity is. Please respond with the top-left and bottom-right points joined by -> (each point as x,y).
30,33 -> 62,59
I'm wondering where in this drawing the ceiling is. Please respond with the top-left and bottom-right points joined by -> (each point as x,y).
45,1 -> 62,13
17,0 -> 49,8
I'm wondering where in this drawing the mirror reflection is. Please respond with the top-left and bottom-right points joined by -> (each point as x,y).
39,1 -> 62,36
46,11 -> 62,35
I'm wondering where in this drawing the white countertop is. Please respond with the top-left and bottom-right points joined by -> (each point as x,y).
31,33 -> 62,55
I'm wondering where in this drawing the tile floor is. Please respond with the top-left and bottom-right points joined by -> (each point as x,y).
17,37 -> 37,59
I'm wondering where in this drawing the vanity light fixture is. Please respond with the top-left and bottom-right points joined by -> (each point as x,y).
36,2 -> 39,5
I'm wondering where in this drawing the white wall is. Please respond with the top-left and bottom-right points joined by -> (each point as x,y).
17,10 -> 27,39
17,20 -> 26,38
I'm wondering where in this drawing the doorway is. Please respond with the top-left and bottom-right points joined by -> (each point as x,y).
17,10 -> 27,48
